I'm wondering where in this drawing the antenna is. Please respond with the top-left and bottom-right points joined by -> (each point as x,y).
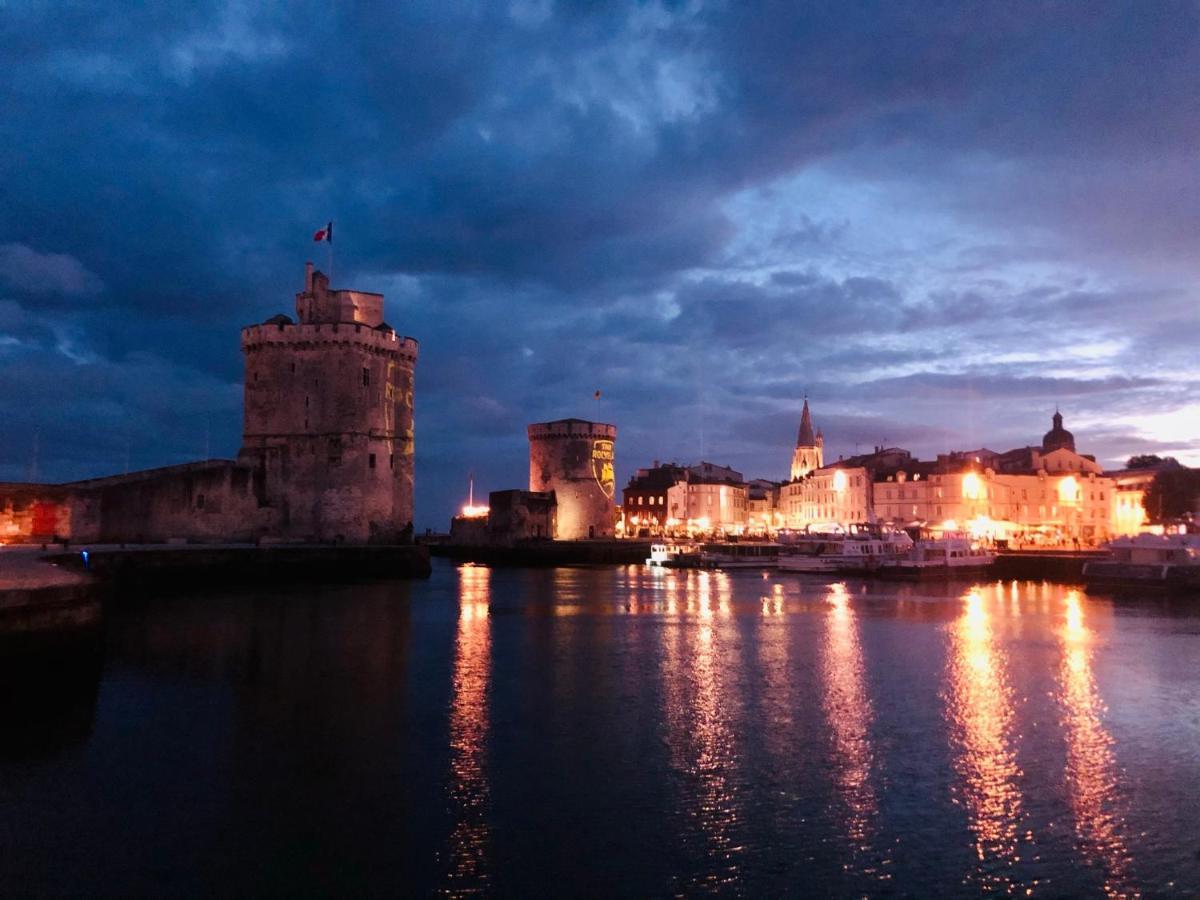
27,427 -> 39,482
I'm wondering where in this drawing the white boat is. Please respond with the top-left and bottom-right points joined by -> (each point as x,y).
878,534 -> 996,580
1083,532 -> 1200,591
778,525 -> 912,574
699,542 -> 781,569
645,542 -> 701,569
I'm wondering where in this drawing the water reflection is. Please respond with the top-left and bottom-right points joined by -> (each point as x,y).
442,564 -> 492,895
660,570 -> 744,892
820,583 -> 880,865
945,588 -> 1027,892
1057,591 -> 1138,899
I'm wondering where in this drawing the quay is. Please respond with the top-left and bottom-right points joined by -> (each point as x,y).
0,549 -> 100,638
993,550 -> 1104,583
0,543 -> 430,639
430,539 -> 650,567
46,543 -> 432,588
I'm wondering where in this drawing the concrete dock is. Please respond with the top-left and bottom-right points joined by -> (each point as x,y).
0,549 -> 101,636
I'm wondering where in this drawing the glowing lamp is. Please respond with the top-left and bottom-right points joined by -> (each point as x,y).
1058,475 -> 1079,504
460,504 -> 489,519
833,469 -> 848,492
962,471 -> 983,501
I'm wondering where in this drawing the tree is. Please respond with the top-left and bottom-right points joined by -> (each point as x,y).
1143,468 -> 1200,522
1126,454 -> 1179,470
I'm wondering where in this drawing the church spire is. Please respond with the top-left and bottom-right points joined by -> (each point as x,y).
797,397 -> 816,447
790,397 -> 824,480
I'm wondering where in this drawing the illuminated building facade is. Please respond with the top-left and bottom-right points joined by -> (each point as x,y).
623,461 -> 748,535
746,479 -> 782,534
779,407 -> 1134,544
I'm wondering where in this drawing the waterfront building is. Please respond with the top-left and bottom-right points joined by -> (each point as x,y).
622,462 -> 685,535
528,418 -> 616,539
0,263 -> 419,544
623,461 -> 748,536
746,478 -> 782,534
779,406 -> 1125,545
781,444 -> 910,530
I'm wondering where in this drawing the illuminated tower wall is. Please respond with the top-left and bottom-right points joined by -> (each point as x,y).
528,418 -> 617,540
240,263 -> 418,543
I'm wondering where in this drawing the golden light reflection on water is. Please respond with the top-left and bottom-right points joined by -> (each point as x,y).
442,563 -> 492,895
1057,591 -> 1139,899
820,583 -> 880,860
945,588 -> 1027,892
660,569 -> 744,892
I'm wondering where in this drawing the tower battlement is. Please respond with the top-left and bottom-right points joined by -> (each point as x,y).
527,419 -> 617,441
241,321 -> 419,361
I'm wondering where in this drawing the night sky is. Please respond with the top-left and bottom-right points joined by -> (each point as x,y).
3,2 -> 1198,528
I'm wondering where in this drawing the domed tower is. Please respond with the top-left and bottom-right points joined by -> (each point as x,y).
1042,408 -> 1076,453
790,398 -> 824,480
240,262 -> 418,543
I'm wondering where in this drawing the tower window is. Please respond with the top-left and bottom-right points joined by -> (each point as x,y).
389,454 -> 394,470
369,453 -> 376,469
196,493 -> 205,510
362,367 -> 370,386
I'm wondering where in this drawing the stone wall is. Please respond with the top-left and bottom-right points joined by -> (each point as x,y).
0,461 -> 272,545
487,489 -> 556,544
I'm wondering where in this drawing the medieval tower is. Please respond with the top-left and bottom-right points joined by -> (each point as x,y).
789,397 -> 824,480
528,418 -> 617,539
239,262 -> 418,543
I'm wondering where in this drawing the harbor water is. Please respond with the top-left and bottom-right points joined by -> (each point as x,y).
1,560 -> 1198,896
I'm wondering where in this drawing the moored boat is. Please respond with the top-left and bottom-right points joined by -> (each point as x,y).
645,542 -> 702,569
1083,532 -> 1200,592
778,524 -> 912,574
878,533 -> 996,580
699,542 -> 781,569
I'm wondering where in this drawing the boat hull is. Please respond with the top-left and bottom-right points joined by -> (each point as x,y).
877,563 -> 996,581
1083,561 -> 1200,593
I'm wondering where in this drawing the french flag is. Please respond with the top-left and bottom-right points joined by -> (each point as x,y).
313,221 -> 333,243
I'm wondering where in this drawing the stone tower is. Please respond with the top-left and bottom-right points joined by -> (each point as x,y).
239,262 -> 418,543
790,398 -> 824,480
528,418 -> 617,539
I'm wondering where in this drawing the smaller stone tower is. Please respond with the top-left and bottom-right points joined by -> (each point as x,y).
528,418 -> 617,539
790,398 -> 824,480
239,262 -> 418,543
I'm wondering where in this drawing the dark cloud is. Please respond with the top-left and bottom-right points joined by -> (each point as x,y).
2,1 -> 1198,523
